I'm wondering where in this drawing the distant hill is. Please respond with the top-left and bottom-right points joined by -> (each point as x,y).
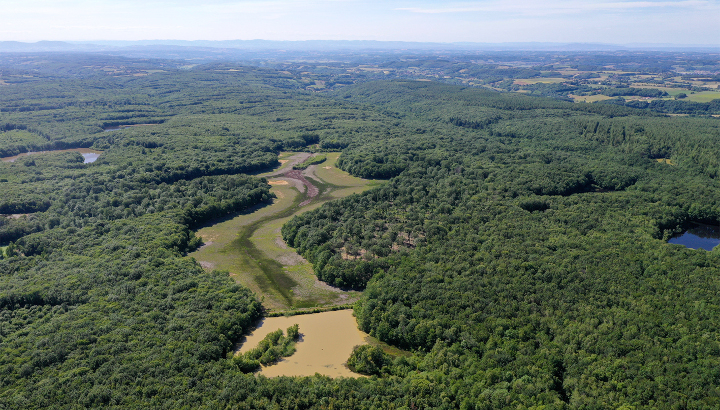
0,41 -> 106,52
1,40 -> 718,53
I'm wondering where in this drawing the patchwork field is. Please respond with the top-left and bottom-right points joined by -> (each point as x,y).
684,91 -> 720,102
570,94 -> 614,103
513,77 -> 566,85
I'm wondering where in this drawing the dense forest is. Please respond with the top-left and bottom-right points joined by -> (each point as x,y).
1,54 -> 720,408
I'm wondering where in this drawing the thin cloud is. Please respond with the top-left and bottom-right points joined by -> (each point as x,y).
397,0 -> 715,15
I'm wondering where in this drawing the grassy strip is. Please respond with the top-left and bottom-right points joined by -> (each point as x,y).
230,187 -> 309,306
293,154 -> 326,170
231,175 -> 365,309
267,304 -> 355,317
232,324 -> 300,372
192,152 -> 378,310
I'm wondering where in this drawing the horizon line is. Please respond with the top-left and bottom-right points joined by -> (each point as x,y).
0,39 -> 717,47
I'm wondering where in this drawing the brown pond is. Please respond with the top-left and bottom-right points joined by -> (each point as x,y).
237,309 -> 369,378
1,148 -> 103,163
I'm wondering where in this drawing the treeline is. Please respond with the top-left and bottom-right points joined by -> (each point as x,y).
613,97 -> 720,115
599,87 -> 668,97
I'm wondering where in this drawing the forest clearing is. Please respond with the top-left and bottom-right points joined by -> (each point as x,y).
189,152 -> 377,312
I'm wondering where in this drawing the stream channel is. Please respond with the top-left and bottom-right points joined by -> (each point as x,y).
189,152 -> 382,377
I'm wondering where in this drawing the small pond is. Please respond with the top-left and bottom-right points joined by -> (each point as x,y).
236,309 -> 368,378
668,223 -> 720,251
1,148 -> 102,164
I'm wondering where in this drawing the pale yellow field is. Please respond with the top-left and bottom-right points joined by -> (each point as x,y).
570,94 -> 614,103
685,91 -> 720,103
514,78 -> 567,85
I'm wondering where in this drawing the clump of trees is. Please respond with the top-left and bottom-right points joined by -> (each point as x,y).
233,324 -> 301,372
293,154 -> 327,170
347,345 -> 391,376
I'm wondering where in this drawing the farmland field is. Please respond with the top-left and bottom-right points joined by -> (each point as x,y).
685,91 -> 720,102
570,94 -> 614,103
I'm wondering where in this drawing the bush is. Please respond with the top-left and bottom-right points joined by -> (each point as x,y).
347,345 -> 391,376
236,325 -> 300,371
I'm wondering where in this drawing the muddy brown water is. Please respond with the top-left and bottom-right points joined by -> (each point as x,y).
1,148 -> 102,163
237,310 -> 369,378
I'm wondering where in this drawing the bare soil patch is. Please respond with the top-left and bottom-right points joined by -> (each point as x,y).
277,253 -> 306,266
2,214 -> 31,219
197,241 -> 214,251
283,169 -> 319,206
274,237 -> 289,249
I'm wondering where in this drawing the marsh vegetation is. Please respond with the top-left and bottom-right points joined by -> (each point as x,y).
189,152 -> 376,311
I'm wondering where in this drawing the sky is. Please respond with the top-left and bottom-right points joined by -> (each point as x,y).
0,0 -> 718,45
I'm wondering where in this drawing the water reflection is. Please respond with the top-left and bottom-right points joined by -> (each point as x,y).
668,223 -> 720,251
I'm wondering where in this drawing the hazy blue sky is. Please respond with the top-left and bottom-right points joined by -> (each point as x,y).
1,0 -> 718,44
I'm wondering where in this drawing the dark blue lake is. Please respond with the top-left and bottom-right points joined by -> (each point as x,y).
668,224 -> 720,251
